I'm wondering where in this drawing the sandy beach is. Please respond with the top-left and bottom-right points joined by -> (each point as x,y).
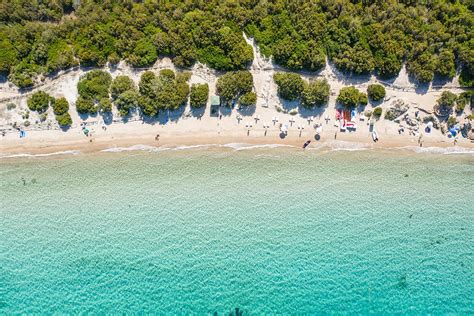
1,36 -> 473,157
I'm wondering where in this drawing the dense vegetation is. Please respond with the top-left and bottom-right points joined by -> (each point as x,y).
190,83 -> 209,108
76,70 -> 112,114
1,1 -> 471,88
367,84 -> 386,102
216,71 -> 253,105
337,86 -> 367,108
372,107 -> 383,118
138,69 -> 190,116
52,97 -> 72,127
301,79 -> 331,108
274,72 -> 304,101
27,91 -> 52,113
239,92 -> 257,107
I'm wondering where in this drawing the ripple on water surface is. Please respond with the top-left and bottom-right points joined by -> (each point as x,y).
1,149 -> 473,313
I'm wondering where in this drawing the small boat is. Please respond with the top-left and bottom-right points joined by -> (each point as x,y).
372,130 -> 378,142
303,140 -> 311,149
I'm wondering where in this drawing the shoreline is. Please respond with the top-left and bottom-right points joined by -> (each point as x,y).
1,120 -> 473,158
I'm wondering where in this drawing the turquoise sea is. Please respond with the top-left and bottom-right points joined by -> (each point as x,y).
1,146 -> 473,314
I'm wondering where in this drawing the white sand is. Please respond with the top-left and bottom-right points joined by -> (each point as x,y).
0,36 -> 472,156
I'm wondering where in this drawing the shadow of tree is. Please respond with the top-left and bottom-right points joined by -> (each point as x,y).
298,105 -> 327,119
237,105 -> 256,116
101,112 -> 113,125
190,106 -> 206,119
280,97 -> 299,111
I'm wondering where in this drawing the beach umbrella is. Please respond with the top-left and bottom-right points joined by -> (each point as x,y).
280,124 -> 288,133
449,127 -> 457,136
427,121 -> 433,128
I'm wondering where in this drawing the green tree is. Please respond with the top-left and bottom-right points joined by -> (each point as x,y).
98,98 -> 112,113
373,107 -> 383,119
138,95 -> 157,117
300,79 -> 330,108
127,38 -> 158,67
77,70 -> 112,101
216,71 -> 253,104
139,71 -> 156,98
53,97 -> 69,115
111,76 -> 136,99
436,49 -> 456,78
437,91 -> 457,109
273,72 -> 304,101
190,83 -> 209,108
337,86 -> 365,108
27,91 -> 51,113
367,84 -> 386,101
75,97 -> 96,114
359,93 -> 368,106
115,90 -> 139,116
56,113 -> 72,127
239,92 -> 257,107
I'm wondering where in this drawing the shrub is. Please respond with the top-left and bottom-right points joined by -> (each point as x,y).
24,120 -> 30,127
53,97 -> 69,115
160,69 -> 175,81
373,107 -> 383,119
337,86 -> 365,108
56,113 -> 72,127
138,96 -> 157,117
273,72 -> 304,101
77,70 -> 112,101
127,38 -> 158,67
111,76 -> 136,99
447,116 -> 457,127
455,101 -> 465,113
190,83 -> 209,108
98,98 -> 112,113
359,93 -> 368,105
115,90 -> 139,116
75,96 -> 96,114
367,84 -> 386,101
216,71 -> 253,104
27,91 -> 51,113
364,110 -> 372,118
437,91 -> 457,109
6,103 -> 16,110
300,79 -> 330,108
239,92 -> 257,106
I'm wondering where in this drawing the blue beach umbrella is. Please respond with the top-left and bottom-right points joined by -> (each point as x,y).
449,127 -> 457,136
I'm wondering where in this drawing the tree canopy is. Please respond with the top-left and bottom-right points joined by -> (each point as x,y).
27,91 -> 51,113
53,97 -> 72,127
337,86 -> 366,108
437,91 -> 458,109
76,70 -> 112,114
190,83 -> 209,108
273,72 -> 304,101
216,71 -> 253,105
239,92 -> 257,107
300,79 -> 330,108
367,84 -> 386,102
137,69 -> 190,116
111,76 -> 137,99
2,1 -> 471,88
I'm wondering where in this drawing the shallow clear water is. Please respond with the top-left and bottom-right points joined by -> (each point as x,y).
1,148 -> 473,314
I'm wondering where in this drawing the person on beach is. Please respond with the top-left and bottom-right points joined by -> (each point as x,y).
334,132 -> 337,139
155,134 -> 160,141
